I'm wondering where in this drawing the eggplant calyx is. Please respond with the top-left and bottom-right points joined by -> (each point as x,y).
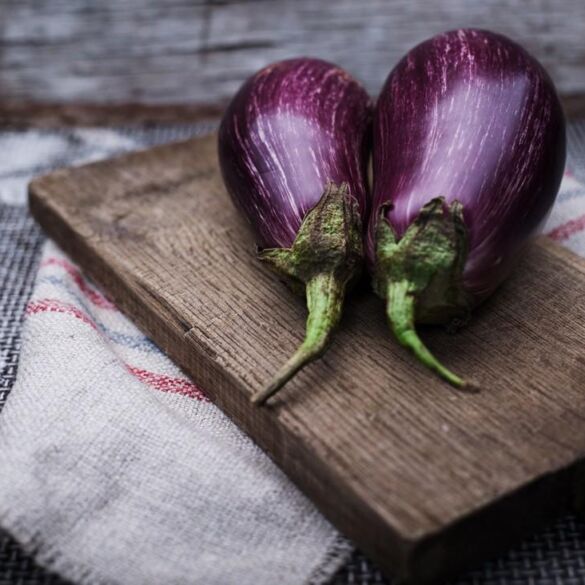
374,197 -> 473,389
252,182 -> 363,406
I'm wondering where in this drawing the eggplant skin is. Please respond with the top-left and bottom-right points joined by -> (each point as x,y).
369,28 -> 566,304
218,57 -> 371,250
218,58 -> 371,405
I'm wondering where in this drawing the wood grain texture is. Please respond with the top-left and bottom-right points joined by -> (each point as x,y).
0,102 -> 224,129
1,96 -> 585,130
1,0 -> 584,106
28,133 -> 585,583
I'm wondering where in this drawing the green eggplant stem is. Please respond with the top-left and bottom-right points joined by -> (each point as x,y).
386,279 -> 466,388
251,272 -> 344,405
252,181 -> 363,406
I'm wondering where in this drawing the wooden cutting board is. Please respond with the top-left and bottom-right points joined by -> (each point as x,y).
29,133 -> 585,584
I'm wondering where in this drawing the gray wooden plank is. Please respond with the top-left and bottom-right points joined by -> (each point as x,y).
1,0 -> 584,105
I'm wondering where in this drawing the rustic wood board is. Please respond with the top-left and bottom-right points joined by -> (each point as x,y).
29,133 -> 585,584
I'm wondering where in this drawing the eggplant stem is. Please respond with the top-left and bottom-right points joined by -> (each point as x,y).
252,272 -> 344,405
386,280 -> 466,388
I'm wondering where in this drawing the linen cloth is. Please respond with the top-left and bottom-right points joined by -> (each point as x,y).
1,124 -> 585,585
0,127 -> 350,585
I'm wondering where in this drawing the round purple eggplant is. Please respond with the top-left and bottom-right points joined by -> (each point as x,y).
368,29 -> 566,387
218,58 -> 371,404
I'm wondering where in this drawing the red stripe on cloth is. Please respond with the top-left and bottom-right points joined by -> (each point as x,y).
25,299 -> 208,402
41,257 -> 116,309
126,366 -> 208,401
546,213 -> 585,241
26,298 -> 98,330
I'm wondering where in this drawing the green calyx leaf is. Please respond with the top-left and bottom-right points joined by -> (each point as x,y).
374,197 -> 474,390
252,182 -> 364,405
258,181 -> 363,291
374,197 -> 470,325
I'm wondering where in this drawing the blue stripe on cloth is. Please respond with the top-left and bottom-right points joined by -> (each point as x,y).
556,183 -> 585,203
35,275 -> 160,353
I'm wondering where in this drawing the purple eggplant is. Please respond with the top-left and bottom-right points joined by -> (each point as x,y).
218,58 -> 371,404
368,29 -> 566,387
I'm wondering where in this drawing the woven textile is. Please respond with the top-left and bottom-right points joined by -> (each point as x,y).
0,127 -> 349,585
1,123 -> 585,585
0,207 -> 43,410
